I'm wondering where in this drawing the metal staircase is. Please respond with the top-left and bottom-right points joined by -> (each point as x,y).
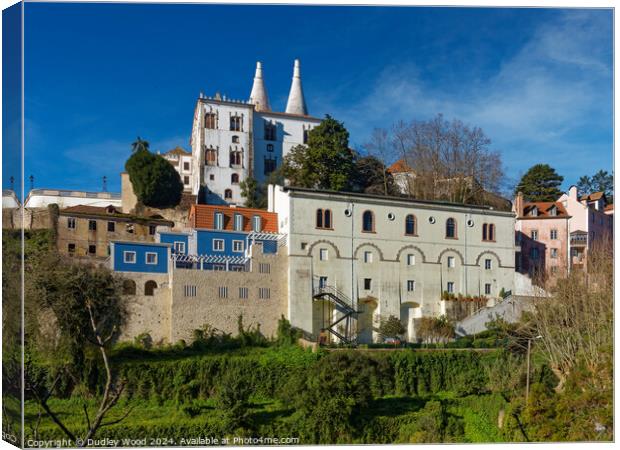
312,284 -> 359,345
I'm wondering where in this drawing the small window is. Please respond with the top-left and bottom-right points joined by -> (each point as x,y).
407,254 -> 415,266
364,251 -> 373,263
209,174 -> 215,181
259,287 -> 271,299
184,176 -> 190,185
407,280 -> 415,292
68,243 -> 76,254
364,278 -> 372,290
67,217 -> 76,229
530,248 -> 540,260
232,135 -> 239,143
482,223 -> 488,241
231,173 -> 240,184
233,240 -> 244,253
319,248 -> 328,261
485,259 -> 492,270
224,189 -> 233,200
184,285 -> 197,297
550,229 -> 558,240
446,218 -> 456,238
550,248 -> 558,259
123,280 -> 136,295
239,287 -> 249,299
316,209 -> 323,228
145,252 -> 158,265
531,230 -> 538,240
144,280 -> 157,296
234,214 -> 244,231
149,225 -> 156,235
214,212 -> 224,230
88,220 -> 97,231
213,239 -> 225,252
267,143 -> 274,152
264,157 -> 277,175
447,256 -> 455,268
183,161 -> 190,171
484,283 -> 491,295
324,210 -> 332,229
488,224 -> 495,241
264,120 -> 276,141
126,223 -> 135,234
405,214 -> 416,235
447,282 -> 454,293
362,211 -> 374,232
107,221 -> 115,232
218,286 -> 228,299
319,276 -> 328,288
174,241 -> 186,254
252,215 -> 261,232
259,263 -> 270,274
124,251 -> 136,263
88,245 -> 96,255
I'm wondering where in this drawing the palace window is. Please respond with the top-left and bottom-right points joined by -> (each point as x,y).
205,148 -> 218,166
264,121 -> 276,141
230,150 -> 242,167
145,252 -> 158,265
362,210 -> 374,232
319,248 -> 328,261
252,215 -> 261,232
446,218 -> 457,238
67,217 -> 76,229
214,212 -> 224,230
230,115 -> 242,132
405,214 -> 417,236
213,239 -> 225,252
205,112 -> 217,129
231,173 -> 240,184
407,280 -> 415,292
264,156 -> 277,175
224,189 -> 233,200
234,214 -> 244,231
233,240 -> 244,253
550,229 -> 558,240
483,223 -> 496,241
144,280 -> 157,296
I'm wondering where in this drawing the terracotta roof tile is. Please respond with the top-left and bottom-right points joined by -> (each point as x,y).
580,192 -> 605,202
521,201 -> 569,218
190,204 -> 278,233
604,204 -> 614,211
387,159 -> 413,174
164,146 -> 191,156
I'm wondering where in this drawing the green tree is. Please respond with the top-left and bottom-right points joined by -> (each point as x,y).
515,164 -> 564,202
378,315 -> 406,341
281,115 -> 355,191
577,170 -> 613,202
125,138 -> 183,208
239,177 -> 266,209
352,155 -> 398,196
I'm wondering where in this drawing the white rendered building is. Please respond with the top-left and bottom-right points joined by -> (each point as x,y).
268,185 -> 518,343
24,188 -> 122,209
190,60 -> 321,205
160,147 -> 194,192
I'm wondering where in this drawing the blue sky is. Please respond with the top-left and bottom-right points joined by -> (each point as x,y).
12,3 -> 614,195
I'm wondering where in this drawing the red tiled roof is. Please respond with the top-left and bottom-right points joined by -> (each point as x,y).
164,146 -> 191,156
604,204 -> 614,211
190,204 -> 278,232
521,201 -> 569,219
387,159 -> 413,174
580,192 -> 605,202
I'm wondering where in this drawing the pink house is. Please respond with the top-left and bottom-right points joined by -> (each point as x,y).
514,192 -> 571,279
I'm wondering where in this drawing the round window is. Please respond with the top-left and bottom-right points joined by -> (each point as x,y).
467,219 -> 474,227
387,212 -> 395,221
428,216 -> 436,224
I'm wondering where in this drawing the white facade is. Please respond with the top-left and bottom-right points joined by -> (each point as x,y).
24,189 -> 122,209
190,61 -> 320,206
161,148 -> 194,192
268,185 -> 517,343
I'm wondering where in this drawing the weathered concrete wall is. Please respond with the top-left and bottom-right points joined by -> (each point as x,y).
2,207 -> 52,230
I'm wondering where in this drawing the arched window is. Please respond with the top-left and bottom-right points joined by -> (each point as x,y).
362,211 -> 374,232
144,280 -> 157,296
231,173 -> 239,184
224,189 -> 233,200
316,209 -> 323,228
122,279 -> 136,295
230,150 -> 242,167
324,210 -> 332,229
405,214 -> 416,235
446,218 -> 456,238
482,223 -> 488,241
488,224 -> 495,241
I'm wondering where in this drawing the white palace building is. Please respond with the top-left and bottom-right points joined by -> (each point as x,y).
189,59 -> 321,205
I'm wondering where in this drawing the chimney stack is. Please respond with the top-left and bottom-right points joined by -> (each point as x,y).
249,61 -> 271,112
285,59 -> 308,115
515,191 -> 524,217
